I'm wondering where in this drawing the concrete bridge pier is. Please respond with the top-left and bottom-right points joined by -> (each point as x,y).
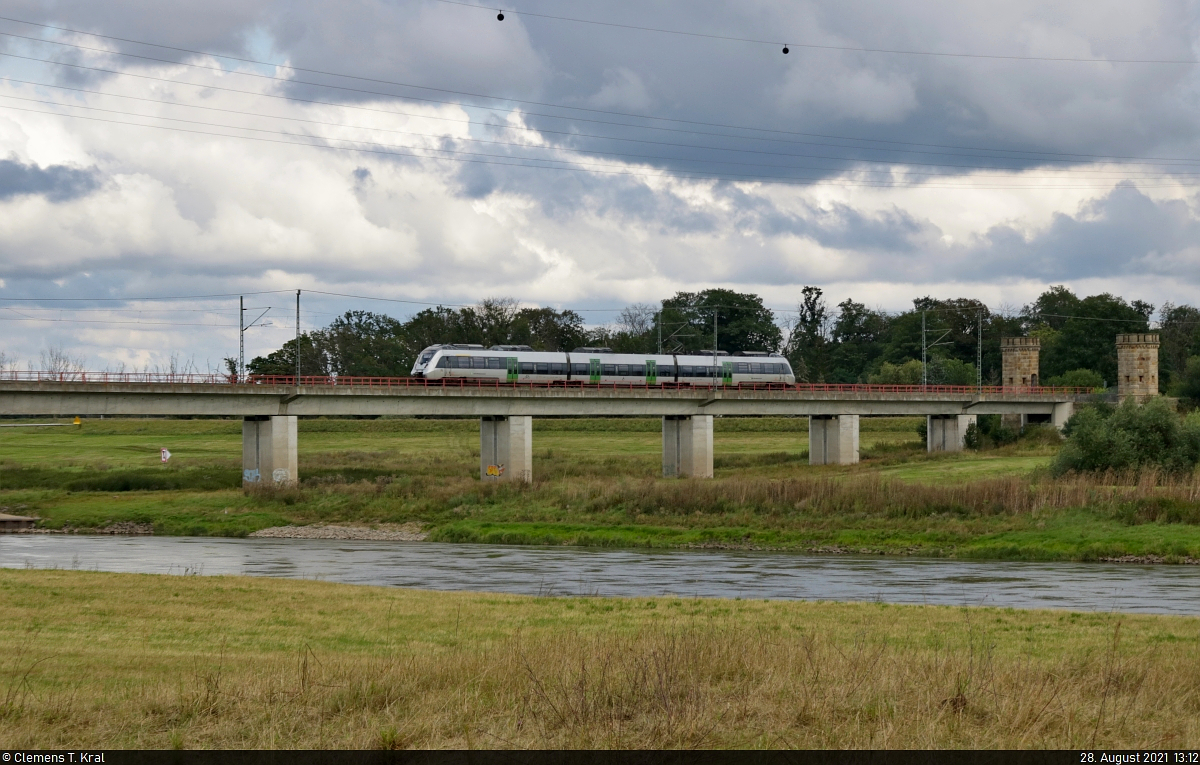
481,416 -> 532,483
662,415 -> 714,478
1052,402 -> 1074,430
242,415 -> 298,486
809,415 -> 860,465
927,414 -> 976,453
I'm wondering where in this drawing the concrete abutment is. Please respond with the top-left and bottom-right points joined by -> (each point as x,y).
480,415 -> 532,483
242,415 -> 298,486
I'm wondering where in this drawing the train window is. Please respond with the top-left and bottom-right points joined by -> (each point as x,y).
486,357 -> 504,369
678,365 -> 691,377
602,365 -> 617,375
735,363 -> 749,374
437,356 -> 450,368
519,362 -> 535,374
472,357 -> 488,369
550,363 -> 566,374
453,356 -> 472,368
535,363 -> 549,374
615,365 -> 628,375
571,363 -> 589,375
660,364 -> 675,377
750,363 -> 763,374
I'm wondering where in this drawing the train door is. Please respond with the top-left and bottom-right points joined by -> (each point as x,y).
589,358 -> 601,383
645,359 -> 657,385
722,361 -> 733,386
506,357 -> 518,382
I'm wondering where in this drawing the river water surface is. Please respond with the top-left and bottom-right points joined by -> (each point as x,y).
2,535 -> 1199,615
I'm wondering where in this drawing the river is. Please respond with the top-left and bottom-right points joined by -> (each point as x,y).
2,535 -> 1199,615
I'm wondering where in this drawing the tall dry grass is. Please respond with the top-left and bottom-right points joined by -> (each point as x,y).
2,570 -> 1199,749
282,465 -> 1200,523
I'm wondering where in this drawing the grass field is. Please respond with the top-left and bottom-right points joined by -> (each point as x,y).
3,416 -> 1200,561
1,568 -> 1197,749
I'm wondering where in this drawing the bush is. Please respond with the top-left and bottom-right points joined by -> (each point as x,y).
963,422 -> 981,450
1045,368 -> 1104,389
1052,397 -> 1200,475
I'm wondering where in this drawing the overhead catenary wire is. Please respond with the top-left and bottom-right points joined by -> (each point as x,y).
11,62 -> 1200,175
11,102 -> 1188,191
433,0 -> 1200,66
6,90 -> 1198,184
0,288 -> 1183,329
8,21 -> 1200,167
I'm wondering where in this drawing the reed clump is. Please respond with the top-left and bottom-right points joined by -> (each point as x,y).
2,569 -> 1199,749
308,468 -> 1200,522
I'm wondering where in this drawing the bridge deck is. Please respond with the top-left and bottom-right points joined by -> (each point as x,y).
0,376 -> 1092,418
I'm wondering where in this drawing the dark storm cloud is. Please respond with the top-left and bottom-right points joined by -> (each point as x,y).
0,158 -> 99,202
965,184 -> 1200,281
21,0 -> 1200,183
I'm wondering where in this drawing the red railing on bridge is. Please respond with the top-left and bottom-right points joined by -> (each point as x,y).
0,370 -> 1099,396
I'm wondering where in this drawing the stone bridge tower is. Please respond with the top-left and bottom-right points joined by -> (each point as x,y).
1001,337 -> 1040,389
1116,333 -> 1159,400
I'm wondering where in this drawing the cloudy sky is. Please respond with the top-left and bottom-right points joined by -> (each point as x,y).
1,0 -> 1200,369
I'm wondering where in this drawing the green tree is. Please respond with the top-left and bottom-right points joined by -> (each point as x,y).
1045,369 -> 1104,389
248,334 -> 328,376
828,299 -> 889,383
783,286 -> 831,382
869,359 -> 924,384
322,311 -> 409,376
1158,303 -> 1200,389
1031,291 -> 1151,383
660,289 -> 782,355
1178,356 -> 1200,403
508,307 -> 588,351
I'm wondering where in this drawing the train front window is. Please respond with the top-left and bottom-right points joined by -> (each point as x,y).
419,349 -> 437,365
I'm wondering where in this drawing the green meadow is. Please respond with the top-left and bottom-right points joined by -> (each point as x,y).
2,416 -> 1199,561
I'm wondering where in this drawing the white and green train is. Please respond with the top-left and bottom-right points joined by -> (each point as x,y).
411,345 -> 796,385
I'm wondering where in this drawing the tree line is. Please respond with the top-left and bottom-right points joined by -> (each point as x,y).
240,285 -> 1200,394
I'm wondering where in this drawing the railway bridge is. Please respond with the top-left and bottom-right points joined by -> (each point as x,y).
0,374 -> 1090,483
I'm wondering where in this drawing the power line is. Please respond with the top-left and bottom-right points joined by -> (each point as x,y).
12,62 -> 1200,174
7,102 -> 1193,190
6,18 -> 1200,166
7,88 -> 1196,182
0,289 -> 294,302
434,0 -> 1200,65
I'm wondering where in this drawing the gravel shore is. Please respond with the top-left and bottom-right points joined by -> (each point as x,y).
249,523 -> 428,541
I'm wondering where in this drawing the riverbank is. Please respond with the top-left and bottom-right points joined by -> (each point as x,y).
1,568 -> 1197,748
3,417 -> 1200,563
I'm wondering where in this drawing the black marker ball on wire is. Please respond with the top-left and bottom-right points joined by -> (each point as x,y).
497,11 -> 504,20
782,45 -> 789,54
